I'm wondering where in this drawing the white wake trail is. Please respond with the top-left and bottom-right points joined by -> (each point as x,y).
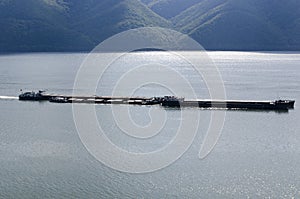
0,96 -> 18,100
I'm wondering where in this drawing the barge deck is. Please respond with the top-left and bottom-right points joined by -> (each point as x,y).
19,91 -> 295,111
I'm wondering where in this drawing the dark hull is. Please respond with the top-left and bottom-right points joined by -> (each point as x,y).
19,93 -> 49,101
19,96 -> 43,101
161,100 -> 295,110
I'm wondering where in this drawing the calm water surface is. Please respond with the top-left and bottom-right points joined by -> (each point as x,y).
0,51 -> 299,198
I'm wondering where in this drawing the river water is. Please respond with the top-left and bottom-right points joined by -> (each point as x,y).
0,51 -> 299,198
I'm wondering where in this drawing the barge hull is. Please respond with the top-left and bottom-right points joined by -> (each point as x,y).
161,100 -> 295,110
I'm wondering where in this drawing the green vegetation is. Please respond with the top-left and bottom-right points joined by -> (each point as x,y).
171,0 -> 300,50
0,0 -> 299,52
0,0 -> 169,52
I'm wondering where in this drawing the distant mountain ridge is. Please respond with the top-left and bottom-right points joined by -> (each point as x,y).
0,0 -> 169,52
142,0 -> 201,19
0,0 -> 299,52
171,0 -> 300,50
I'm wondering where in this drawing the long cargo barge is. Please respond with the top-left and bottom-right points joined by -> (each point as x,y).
160,96 -> 295,110
19,91 -> 295,111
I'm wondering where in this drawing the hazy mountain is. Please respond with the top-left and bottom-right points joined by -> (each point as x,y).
0,0 -> 169,52
0,0 -> 299,52
170,0 -> 300,50
141,0 -> 201,19
0,0 -> 93,52
140,0 -> 155,6
67,0 -> 170,45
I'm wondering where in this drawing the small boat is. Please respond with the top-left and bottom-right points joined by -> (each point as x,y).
19,90 -> 47,101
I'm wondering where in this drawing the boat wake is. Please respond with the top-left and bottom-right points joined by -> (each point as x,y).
0,96 -> 18,100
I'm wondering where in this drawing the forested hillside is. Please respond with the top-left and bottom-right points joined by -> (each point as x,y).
1,0 -> 299,52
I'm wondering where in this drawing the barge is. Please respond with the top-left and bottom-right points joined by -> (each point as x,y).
160,96 -> 295,110
19,91 -> 295,111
